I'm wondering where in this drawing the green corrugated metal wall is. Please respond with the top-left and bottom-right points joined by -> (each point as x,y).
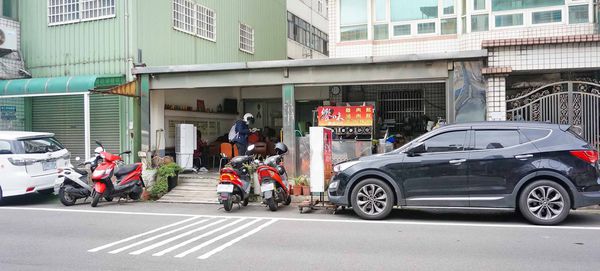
31,95 -> 121,161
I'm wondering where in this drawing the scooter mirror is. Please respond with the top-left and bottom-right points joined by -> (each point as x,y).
94,147 -> 104,154
75,157 -> 81,161
95,140 -> 103,147
246,144 -> 255,155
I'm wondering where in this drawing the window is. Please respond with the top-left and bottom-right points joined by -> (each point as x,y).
239,23 -> 254,54
391,0 -> 438,21
423,131 -> 467,153
473,0 -> 486,10
441,18 -> 457,34
340,0 -> 368,41
418,22 -> 436,34
173,0 -> 216,41
374,24 -> 388,40
0,140 -> 12,155
474,130 -> 520,150
495,13 -> 523,27
288,12 -> 329,55
374,0 -> 387,21
393,24 -> 411,36
491,0 -> 565,12
569,5 -> 589,24
48,0 -> 115,26
21,138 -> 64,154
532,10 -> 562,24
443,0 -> 455,15
471,14 -> 489,31
521,129 -> 551,142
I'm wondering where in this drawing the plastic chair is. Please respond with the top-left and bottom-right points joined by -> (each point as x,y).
253,142 -> 268,158
219,143 -> 235,170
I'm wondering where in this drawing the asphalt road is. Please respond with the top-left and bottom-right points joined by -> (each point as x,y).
1,194 -> 600,271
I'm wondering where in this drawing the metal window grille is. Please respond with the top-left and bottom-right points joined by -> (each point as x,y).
173,0 -> 216,42
48,0 -> 115,26
239,23 -> 254,54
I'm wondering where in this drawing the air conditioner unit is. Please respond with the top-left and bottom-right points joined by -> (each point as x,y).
0,25 -> 18,51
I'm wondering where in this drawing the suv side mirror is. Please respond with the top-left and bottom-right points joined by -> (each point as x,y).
406,142 -> 426,156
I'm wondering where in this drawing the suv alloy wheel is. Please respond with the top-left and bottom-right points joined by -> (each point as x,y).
519,180 -> 571,225
351,179 -> 394,220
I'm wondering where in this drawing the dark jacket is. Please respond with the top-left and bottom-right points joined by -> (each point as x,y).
234,120 -> 250,144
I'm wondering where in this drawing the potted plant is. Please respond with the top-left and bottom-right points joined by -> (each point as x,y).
292,176 -> 305,196
294,175 -> 310,196
157,162 -> 182,195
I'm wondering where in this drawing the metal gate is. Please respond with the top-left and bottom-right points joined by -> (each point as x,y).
506,81 -> 600,151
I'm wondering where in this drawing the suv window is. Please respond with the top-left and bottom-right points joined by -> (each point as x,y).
20,137 -> 64,154
423,131 -> 467,153
474,130 -> 520,150
0,140 -> 13,154
521,128 -> 551,142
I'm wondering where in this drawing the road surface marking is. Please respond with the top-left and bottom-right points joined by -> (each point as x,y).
108,219 -> 210,254
88,216 -> 200,252
152,218 -> 247,257
198,219 -> 278,260
129,219 -> 227,255
3,206 -> 600,231
175,218 -> 263,258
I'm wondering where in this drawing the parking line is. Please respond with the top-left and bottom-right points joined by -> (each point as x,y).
108,219 -> 210,254
129,219 -> 227,255
198,219 -> 278,260
4,207 -> 600,231
152,218 -> 247,257
88,216 -> 200,252
174,218 -> 263,258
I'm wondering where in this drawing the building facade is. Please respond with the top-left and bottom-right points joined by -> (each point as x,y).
287,0 -> 330,59
1,0 -> 287,160
330,0 -> 600,149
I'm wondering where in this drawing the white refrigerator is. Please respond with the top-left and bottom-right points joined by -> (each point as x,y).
175,123 -> 197,171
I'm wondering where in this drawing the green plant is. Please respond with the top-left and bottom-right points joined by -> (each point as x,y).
293,175 -> 309,186
149,162 -> 182,200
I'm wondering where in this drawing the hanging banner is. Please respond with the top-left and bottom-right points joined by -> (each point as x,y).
317,106 -> 374,127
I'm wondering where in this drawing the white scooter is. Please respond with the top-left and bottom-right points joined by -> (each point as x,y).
54,147 -> 104,206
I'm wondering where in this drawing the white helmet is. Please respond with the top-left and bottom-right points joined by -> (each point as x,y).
243,113 -> 255,125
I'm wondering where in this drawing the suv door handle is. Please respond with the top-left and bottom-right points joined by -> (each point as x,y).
449,159 -> 467,165
515,154 -> 533,160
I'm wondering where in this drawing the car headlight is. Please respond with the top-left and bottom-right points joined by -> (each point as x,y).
328,181 -> 339,190
333,161 -> 360,173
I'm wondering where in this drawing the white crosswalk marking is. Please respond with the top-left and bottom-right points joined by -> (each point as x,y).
108,219 -> 210,254
198,219 -> 278,260
129,219 -> 227,255
88,216 -> 277,260
174,218 -> 262,258
88,216 -> 200,253
152,218 -> 247,257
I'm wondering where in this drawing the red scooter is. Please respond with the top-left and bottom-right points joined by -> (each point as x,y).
257,142 -> 291,211
90,141 -> 144,207
217,145 -> 255,212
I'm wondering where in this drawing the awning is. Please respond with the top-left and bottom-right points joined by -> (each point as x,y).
0,75 -> 125,97
91,80 -> 138,97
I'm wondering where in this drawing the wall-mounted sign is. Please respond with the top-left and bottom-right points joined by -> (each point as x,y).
0,106 -> 17,121
317,106 -> 374,127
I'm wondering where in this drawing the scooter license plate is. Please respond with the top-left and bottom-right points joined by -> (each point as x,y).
261,183 -> 274,192
216,184 -> 234,193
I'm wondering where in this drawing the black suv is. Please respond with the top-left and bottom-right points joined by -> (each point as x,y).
328,122 -> 600,225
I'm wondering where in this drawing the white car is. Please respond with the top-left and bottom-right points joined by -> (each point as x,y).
0,132 -> 70,202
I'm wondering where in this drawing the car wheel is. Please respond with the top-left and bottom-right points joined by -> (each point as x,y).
58,185 -> 77,206
351,178 -> 394,220
519,180 -> 571,225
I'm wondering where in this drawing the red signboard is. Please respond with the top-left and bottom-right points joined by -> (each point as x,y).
317,106 -> 374,127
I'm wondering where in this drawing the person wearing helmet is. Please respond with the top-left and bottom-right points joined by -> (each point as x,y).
233,113 -> 255,155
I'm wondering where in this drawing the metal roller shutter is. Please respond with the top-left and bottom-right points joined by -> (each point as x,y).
32,95 -> 121,161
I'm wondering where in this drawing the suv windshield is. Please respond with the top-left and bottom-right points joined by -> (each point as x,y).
20,137 -> 65,154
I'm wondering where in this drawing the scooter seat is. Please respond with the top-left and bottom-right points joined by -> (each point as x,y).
115,164 -> 138,177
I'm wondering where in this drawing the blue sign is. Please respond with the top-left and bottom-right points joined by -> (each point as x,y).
1,106 -> 17,121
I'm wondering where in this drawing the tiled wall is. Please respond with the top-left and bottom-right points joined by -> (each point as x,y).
486,76 -> 507,121
488,42 -> 600,71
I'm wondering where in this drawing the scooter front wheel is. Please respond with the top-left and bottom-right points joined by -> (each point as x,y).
283,194 -> 292,206
91,191 -> 102,207
242,198 -> 249,207
58,185 -> 77,206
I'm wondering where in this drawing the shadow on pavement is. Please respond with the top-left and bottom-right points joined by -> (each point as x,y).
0,193 -> 58,206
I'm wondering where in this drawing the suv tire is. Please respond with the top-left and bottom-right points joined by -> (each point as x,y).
519,180 -> 571,225
351,178 -> 394,220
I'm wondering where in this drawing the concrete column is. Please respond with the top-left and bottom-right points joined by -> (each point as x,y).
83,93 -> 91,159
486,76 -> 507,121
282,84 -> 297,177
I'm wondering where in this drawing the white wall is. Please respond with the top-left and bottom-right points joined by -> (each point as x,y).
287,0 -> 329,59
240,85 -> 329,100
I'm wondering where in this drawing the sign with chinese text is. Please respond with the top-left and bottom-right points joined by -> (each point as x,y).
317,106 -> 374,127
0,106 -> 17,121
